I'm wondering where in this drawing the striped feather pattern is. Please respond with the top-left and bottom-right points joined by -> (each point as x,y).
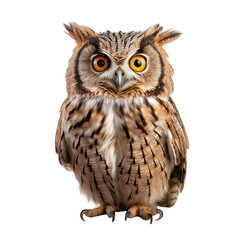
56,95 -> 188,209
56,24 -> 188,213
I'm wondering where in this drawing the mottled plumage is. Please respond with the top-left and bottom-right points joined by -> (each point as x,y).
55,22 -> 189,222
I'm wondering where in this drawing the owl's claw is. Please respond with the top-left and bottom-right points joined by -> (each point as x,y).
105,205 -> 116,222
149,214 -> 153,224
80,206 -> 115,222
155,208 -> 163,221
80,209 -> 89,221
125,211 -> 132,221
111,211 -> 115,222
125,206 -> 163,223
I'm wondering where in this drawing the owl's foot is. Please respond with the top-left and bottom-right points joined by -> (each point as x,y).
80,205 -> 115,222
125,205 -> 163,224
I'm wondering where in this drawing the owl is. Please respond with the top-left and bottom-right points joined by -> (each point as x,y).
55,22 -> 189,223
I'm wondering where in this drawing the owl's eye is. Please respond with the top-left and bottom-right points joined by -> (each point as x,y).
129,55 -> 146,72
92,55 -> 109,72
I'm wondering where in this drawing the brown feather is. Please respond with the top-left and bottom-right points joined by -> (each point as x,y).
55,24 -> 189,216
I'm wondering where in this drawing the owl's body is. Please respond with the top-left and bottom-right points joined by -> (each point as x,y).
56,23 -> 188,222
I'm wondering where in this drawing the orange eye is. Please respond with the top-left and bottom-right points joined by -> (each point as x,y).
92,55 -> 109,72
129,55 -> 146,72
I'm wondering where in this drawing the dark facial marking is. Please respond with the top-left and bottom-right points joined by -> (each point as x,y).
75,38 -> 99,93
144,46 -> 165,96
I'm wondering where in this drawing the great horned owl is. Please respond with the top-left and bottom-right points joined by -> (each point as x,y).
55,22 -> 189,223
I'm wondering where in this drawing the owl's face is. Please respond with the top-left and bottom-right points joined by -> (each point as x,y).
65,23 -> 181,98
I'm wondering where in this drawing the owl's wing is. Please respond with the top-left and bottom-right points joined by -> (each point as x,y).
166,97 -> 189,191
55,98 -> 72,171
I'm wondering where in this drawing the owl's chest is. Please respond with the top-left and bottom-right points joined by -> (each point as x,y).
66,96 -> 167,177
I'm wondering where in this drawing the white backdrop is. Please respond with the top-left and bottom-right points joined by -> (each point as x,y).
0,0 -> 240,239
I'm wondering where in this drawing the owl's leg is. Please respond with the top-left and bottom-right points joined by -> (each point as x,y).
80,204 -> 115,222
125,205 -> 163,224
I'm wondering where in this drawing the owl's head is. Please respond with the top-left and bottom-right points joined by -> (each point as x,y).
64,23 -> 181,99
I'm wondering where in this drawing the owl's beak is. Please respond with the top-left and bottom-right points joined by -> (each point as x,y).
113,68 -> 127,91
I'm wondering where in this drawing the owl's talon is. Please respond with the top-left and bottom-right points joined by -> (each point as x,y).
155,208 -> 163,221
125,212 -> 128,221
149,214 -> 153,224
112,211 -> 115,222
125,211 -> 131,221
80,209 -> 89,221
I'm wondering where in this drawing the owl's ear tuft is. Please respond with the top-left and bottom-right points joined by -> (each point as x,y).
155,29 -> 182,46
140,24 -> 163,48
143,24 -> 163,36
63,22 -> 97,45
